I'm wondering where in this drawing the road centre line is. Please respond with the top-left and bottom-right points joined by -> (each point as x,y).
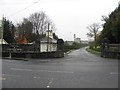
10,68 -> 74,74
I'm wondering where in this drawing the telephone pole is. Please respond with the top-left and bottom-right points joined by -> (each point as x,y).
47,23 -> 50,52
1,16 -> 4,44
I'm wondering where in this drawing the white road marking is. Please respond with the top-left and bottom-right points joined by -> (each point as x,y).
2,74 -> 20,81
33,76 -> 41,79
10,68 -> 74,74
2,74 -> 20,77
47,86 -> 50,88
47,78 -> 54,88
110,72 -> 120,75
39,60 -> 51,62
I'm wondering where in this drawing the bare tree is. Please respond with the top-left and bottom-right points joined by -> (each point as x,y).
29,11 -> 56,36
101,15 -> 109,22
16,11 -> 56,42
87,23 -> 101,42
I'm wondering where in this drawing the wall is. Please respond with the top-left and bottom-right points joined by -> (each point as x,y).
40,43 -> 57,52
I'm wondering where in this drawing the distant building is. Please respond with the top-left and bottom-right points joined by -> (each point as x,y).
65,41 -> 74,45
74,38 -> 81,44
74,34 -> 81,44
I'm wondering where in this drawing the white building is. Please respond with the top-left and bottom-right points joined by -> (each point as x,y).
40,37 -> 57,52
74,38 -> 81,44
74,34 -> 81,44
40,30 -> 57,52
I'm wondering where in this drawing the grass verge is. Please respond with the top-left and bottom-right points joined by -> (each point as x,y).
86,48 -> 101,56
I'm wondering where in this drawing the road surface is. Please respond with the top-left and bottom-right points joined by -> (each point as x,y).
2,47 -> 118,88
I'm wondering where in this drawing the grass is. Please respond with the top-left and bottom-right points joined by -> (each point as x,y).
86,48 -> 101,56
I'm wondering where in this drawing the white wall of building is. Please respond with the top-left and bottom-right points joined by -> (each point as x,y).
40,43 -> 57,52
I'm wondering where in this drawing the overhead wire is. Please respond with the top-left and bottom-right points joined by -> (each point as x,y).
8,0 -> 40,18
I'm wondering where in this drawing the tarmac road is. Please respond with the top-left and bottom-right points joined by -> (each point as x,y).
2,47 -> 118,88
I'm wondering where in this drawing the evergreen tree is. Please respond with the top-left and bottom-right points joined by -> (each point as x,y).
99,5 -> 120,44
3,18 -> 16,43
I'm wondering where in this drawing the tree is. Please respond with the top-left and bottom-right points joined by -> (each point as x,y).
87,23 -> 101,42
29,11 -> 56,36
16,11 -> 57,42
101,15 -> 109,22
3,18 -> 16,43
98,4 -> 120,44
53,33 -> 58,40
17,18 -> 33,42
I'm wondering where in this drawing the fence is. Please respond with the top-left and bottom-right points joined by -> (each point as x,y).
2,44 -> 39,53
1,39 -> 64,58
101,44 -> 120,59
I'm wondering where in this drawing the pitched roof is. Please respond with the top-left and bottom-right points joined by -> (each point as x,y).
16,35 -> 29,44
40,37 -> 57,43
0,39 -> 8,44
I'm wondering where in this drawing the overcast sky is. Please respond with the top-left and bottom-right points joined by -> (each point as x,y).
0,0 -> 120,41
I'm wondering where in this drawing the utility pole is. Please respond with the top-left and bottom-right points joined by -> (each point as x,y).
1,16 -> 4,44
47,23 -> 50,52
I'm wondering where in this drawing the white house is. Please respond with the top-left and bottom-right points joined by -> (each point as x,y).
40,30 -> 57,52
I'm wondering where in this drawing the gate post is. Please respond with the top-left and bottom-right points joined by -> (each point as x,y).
101,38 -> 109,58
